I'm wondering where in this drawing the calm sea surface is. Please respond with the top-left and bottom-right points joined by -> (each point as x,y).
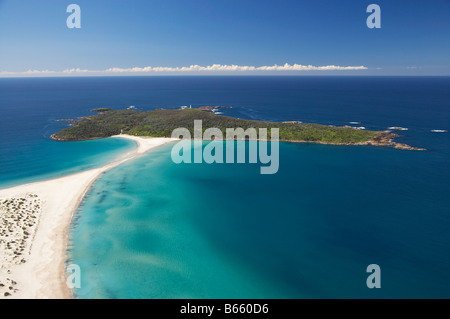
0,76 -> 449,298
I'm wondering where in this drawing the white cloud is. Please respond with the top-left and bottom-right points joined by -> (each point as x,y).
105,63 -> 368,73
0,63 -> 368,77
25,69 -> 53,74
62,68 -> 90,73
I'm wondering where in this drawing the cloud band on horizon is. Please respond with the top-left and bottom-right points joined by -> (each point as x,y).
0,63 -> 368,76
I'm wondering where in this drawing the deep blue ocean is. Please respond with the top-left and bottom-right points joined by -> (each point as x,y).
0,76 -> 449,298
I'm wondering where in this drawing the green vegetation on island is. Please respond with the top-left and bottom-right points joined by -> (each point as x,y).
52,108 -> 378,143
51,107 -> 423,149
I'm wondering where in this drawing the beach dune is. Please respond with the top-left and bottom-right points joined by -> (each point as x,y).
0,135 -> 176,299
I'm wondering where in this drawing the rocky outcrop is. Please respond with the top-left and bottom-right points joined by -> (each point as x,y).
280,132 -> 426,150
367,132 -> 426,150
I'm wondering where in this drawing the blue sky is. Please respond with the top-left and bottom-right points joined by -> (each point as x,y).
0,0 -> 449,76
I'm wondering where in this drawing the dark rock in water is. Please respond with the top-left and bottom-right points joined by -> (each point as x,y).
198,105 -> 232,112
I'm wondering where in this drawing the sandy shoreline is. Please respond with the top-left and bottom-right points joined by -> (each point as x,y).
0,135 -> 177,299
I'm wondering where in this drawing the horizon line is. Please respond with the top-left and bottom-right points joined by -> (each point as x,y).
0,63 -> 371,77
1,74 -> 449,79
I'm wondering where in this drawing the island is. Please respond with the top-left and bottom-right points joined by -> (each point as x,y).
51,108 -> 424,150
0,107 -> 426,299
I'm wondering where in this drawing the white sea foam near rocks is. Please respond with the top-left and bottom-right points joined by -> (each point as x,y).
388,127 -> 408,131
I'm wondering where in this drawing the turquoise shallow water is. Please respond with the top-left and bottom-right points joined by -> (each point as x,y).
0,137 -> 136,189
70,141 -> 450,298
1,76 -> 449,298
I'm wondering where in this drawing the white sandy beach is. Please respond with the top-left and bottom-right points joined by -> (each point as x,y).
0,135 -> 177,299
